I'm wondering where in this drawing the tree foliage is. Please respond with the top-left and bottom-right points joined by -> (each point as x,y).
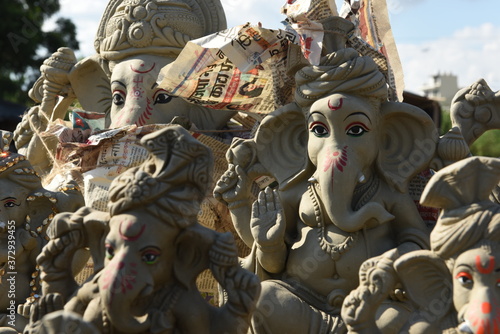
0,0 -> 79,105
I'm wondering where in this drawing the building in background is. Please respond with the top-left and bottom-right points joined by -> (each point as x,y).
420,73 -> 459,109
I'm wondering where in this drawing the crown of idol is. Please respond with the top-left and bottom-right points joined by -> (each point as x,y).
95,0 -> 227,60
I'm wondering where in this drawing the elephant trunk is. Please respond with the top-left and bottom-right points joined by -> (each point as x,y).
460,287 -> 500,334
98,256 -> 152,333
316,146 -> 394,233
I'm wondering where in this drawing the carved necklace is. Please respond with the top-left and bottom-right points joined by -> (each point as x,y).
308,174 -> 380,261
308,182 -> 359,261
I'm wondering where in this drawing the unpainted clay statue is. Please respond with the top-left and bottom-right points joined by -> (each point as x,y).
450,79 -> 500,147
24,125 -> 260,334
14,0 -> 234,173
214,48 -> 437,332
342,156 -> 500,334
0,131 -> 84,332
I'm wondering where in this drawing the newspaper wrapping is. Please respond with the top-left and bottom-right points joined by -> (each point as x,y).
281,0 -> 338,65
45,123 -> 251,305
340,0 -> 405,101
157,0 -> 403,111
157,23 -> 297,115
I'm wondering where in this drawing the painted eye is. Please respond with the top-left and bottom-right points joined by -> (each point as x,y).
105,244 -> 115,260
142,250 -> 160,265
154,93 -> 172,105
310,122 -> 329,137
455,272 -> 473,286
346,123 -> 370,137
4,201 -> 16,208
112,91 -> 125,106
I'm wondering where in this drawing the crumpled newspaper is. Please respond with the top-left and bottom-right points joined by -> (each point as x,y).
157,23 -> 298,115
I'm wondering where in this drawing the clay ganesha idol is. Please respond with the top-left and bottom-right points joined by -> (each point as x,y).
342,156 -> 500,333
14,0 -> 234,174
24,125 -> 260,333
215,48 -> 436,333
0,131 -> 84,332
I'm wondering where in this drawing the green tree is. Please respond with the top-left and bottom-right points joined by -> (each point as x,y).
0,0 -> 79,105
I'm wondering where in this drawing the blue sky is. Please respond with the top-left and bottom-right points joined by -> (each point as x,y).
53,0 -> 500,97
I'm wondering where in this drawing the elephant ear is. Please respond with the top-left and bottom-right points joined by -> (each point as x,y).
377,101 -> 438,193
253,103 -> 309,189
173,226 -> 212,289
68,55 -> 111,118
394,250 -> 452,314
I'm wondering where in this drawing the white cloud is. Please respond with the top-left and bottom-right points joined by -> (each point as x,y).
398,23 -> 500,94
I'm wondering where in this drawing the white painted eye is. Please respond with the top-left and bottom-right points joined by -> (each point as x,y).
105,243 -> 115,260
141,249 -> 160,264
346,124 -> 369,137
112,91 -> 125,106
309,121 -> 329,137
154,93 -> 172,105
455,272 -> 473,287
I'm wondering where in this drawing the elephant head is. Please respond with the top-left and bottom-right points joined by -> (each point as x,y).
452,244 -> 500,333
289,49 -> 437,232
66,0 -> 234,129
418,156 -> 500,333
107,54 -> 193,128
302,92 -> 435,232
98,210 -> 179,332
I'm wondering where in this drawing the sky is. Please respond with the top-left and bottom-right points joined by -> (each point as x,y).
49,0 -> 500,96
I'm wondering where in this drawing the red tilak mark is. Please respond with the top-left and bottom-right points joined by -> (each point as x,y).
130,63 -> 156,74
328,97 -> 343,111
119,220 -> 146,241
133,76 -> 144,85
476,255 -> 495,274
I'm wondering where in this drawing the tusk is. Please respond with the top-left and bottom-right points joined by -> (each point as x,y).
308,176 -> 318,183
458,321 -> 473,333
